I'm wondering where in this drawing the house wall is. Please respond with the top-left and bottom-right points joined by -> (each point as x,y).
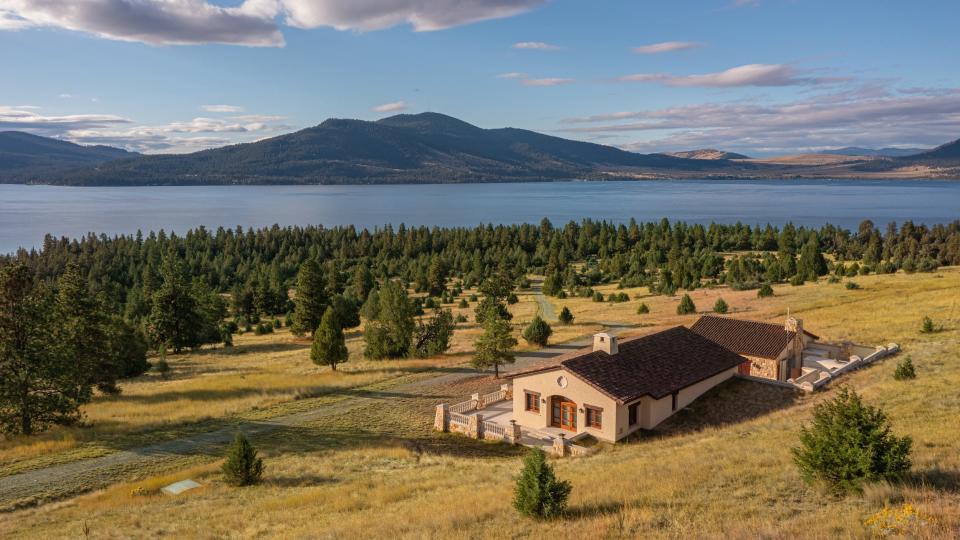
743,354 -> 780,379
511,368 -> 620,442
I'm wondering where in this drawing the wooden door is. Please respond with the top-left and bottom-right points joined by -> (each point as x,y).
551,396 -> 577,431
738,360 -> 751,376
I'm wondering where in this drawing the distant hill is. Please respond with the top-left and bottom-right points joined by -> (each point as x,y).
664,149 -> 750,160
0,131 -> 134,180
821,146 -> 929,158
905,138 -> 960,161
25,112 -> 727,186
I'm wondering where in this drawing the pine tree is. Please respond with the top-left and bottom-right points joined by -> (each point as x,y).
636,302 -> 650,314
676,294 -> 696,315
351,264 -> 375,302
147,258 -> 203,353
221,432 -> 264,487
893,356 -> 916,380
558,307 -> 574,325
56,263 -> 116,393
713,298 -> 729,314
797,237 -> 828,282
426,255 -> 447,296
522,316 -> 553,347
473,316 -> 517,377
311,307 -> 348,370
290,259 -> 328,336
757,283 -> 774,298
363,280 -> 415,359
412,309 -> 455,358
513,447 -> 572,519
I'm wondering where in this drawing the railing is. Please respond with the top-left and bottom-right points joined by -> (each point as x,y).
450,400 -> 477,414
479,388 -> 508,408
450,412 -> 470,426
483,421 -> 506,439
569,444 -> 592,457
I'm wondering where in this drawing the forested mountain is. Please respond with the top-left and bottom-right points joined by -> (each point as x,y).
0,131 -> 133,179
820,147 -> 929,158
9,113 -> 738,185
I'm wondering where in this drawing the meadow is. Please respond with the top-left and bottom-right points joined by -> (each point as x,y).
1,269 -> 959,538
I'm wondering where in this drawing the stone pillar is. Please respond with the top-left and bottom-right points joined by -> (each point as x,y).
507,420 -> 522,445
553,433 -> 568,457
472,392 -> 482,410
434,404 -> 449,432
501,383 -> 511,400
468,413 -> 483,439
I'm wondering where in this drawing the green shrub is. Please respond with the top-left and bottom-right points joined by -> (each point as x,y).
827,275 -> 841,284
713,298 -> 729,314
592,292 -> 604,302
636,302 -> 649,315
507,293 -> 519,305
458,298 -> 469,308
153,358 -> 170,379
790,274 -> 805,286
469,294 -> 478,302
222,432 -> 264,487
893,357 -> 916,381
558,307 -> 574,325
454,313 -> 468,324
522,316 -> 553,347
556,290 -> 567,299
513,448 -> 571,519
920,316 -> 941,334
676,294 -> 696,315
757,283 -> 774,298
792,387 -> 911,495
845,281 -> 860,290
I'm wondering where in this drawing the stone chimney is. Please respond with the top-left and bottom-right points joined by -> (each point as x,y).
593,333 -> 618,355
785,316 -> 803,335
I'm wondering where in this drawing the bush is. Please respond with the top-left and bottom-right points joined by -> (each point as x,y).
757,283 -> 774,298
513,448 -> 571,519
272,318 -> 282,329
254,322 -> 274,335
454,313 -> 468,324
558,307 -> 574,325
222,432 -> 264,487
845,281 -> 860,290
592,291 -> 604,302
522,316 -> 553,347
556,290 -> 567,299
608,292 -> 629,303
792,387 -> 911,495
458,298 -> 469,308
920,316 -> 941,334
507,293 -> 519,305
636,302 -> 649,315
893,357 -> 916,381
713,298 -> 729,314
790,274 -> 805,286
827,275 -> 841,284
676,294 -> 696,315
153,357 -> 170,379
469,294 -> 478,302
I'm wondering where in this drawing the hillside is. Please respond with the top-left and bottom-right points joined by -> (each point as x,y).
0,131 -> 133,179
821,146 -> 929,158
665,149 -> 751,160
23,113 -> 727,186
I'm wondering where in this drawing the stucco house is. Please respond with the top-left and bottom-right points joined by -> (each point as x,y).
505,327 -> 746,443
690,315 -> 818,381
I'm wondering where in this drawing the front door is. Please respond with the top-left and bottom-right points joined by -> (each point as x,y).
738,360 -> 752,376
551,396 -> 577,431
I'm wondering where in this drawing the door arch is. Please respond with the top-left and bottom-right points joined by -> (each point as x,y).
550,396 -> 577,431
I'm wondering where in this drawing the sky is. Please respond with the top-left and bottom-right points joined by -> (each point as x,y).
1,0 -> 959,156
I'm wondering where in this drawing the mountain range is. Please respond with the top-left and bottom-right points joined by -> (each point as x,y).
820,146 -> 930,158
1,112 -> 958,185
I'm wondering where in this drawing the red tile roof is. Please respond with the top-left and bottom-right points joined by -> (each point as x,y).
690,315 -> 814,360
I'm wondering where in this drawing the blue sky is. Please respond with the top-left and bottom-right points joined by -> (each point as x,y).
1,0 -> 958,155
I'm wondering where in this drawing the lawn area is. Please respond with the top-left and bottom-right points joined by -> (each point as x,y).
2,269 -> 959,538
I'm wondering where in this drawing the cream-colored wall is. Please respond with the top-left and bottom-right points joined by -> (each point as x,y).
511,368 -> 619,442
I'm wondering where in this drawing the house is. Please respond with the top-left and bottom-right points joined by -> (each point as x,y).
505,327 -> 747,443
690,315 -> 818,381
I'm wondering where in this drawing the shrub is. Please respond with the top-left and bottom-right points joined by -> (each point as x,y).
827,275 -> 841,284
636,302 -> 649,315
790,274 -> 805,286
153,358 -> 170,379
222,432 -> 264,487
713,298 -> 729,314
458,298 -> 469,308
893,357 -> 916,381
272,318 -> 282,329
522,316 -> 553,347
845,281 -> 860,290
558,307 -> 574,325
592,292 -> 604,302
556,290 -> 567,299
676,294 -> 696,315
454,313 -> 468,324
757,283 -> 774,298
254,322 -> 273,335
469,294 -> 478,302
792,387 -> 911,495
920,316 -> 941,334
513,448 -> 571,519
507,293 -> 519,305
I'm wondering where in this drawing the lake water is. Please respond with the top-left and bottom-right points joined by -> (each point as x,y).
1,180 -> 958,254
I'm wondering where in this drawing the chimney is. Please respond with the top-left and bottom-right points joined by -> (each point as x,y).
593,333 -> 618,355
785,316 -> 803,335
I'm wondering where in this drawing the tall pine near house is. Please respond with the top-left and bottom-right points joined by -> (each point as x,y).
514,447 -> 572,519
291,259 -> 328,336
473,316 -> 517,377
311,307 -> 348,371
222,432 -> 264,487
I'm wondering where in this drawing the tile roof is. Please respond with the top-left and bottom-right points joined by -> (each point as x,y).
689,315 -> 810,359
510,326 -> 747,403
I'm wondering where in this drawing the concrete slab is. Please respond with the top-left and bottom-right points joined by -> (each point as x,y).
161,479 -> 202,496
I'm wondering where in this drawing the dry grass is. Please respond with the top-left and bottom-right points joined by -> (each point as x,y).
3,269 -> 960,538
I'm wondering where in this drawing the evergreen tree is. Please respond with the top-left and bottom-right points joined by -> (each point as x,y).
713,298 -> 729,314
757,283 -> 774,298
474,296 -> 512,325
222,432 -> 264,487
792,387 -> 911,495
522,316 -> 553,347
330,294 -> 361,329
351,263 -> 375,302
558,307 -> 574,325
636,302 -> 650,314
472,317 -> 517,377
797,237 -> 828,282
676,294 -> 696,315
290,259 -> 328,336
147,258 -> 203,353
311,307 -> 348,371
412,309 -> 455,358
893,357 -> 916,380
513,447 -> 572,519
56,263 -> 117,393
363,280 -> 415,359
426,255 -> 447,296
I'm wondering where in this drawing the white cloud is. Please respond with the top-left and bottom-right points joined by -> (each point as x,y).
521,77 -> 575,87
558,86 -> 960,154
373,101 -> 409,113
617,64 -> 848,88
496,71 -> 528,79
631,41 -> 702,54
202,104 -> 244,113
0,105 -> 131,132
58,93 -> 73,99
512,41 -> 560,51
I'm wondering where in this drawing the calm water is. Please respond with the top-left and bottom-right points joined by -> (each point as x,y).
1,180 -> 958,254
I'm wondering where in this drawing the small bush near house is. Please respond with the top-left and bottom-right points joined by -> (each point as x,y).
222,432 -> 264,487
676,294 -> 696,315
713,298 -> 729,314
894,357 -> 916,380
558,307 -> 574,325
757,283 -> 774,298
513,447 -> 571,520
522,316 -> 553,347
845,282 -> 861,290
636,302 -> 650,314
792,387 -> 912,495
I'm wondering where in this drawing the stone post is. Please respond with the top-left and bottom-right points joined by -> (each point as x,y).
553,433 -> 568,457
501,383 -> 511,400
468,413 -> 483,439
434,403 -> 449,432
472,392 -> 482,409
507,420 -> 522,445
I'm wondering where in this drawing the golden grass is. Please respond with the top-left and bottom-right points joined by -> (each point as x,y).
3,269 -> 960,538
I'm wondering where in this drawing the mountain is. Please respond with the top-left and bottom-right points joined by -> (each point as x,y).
20,113 -> 736,186
664,149 -> 750,160
0,131 -> 134,179
904,138 -> 960,161
820,146 -> 929,158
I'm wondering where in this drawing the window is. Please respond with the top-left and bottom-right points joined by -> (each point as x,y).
628,402 -> 640,426
585,405 -> 602,429
524,391 -> 540,413
671,391 -> 679,412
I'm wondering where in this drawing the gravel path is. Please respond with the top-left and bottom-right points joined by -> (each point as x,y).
530,279 -> 558,322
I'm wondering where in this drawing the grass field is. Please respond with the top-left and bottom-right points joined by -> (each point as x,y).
2,269 -> 959,538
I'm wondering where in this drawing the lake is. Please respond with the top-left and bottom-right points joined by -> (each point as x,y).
2,179 -> 958,254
